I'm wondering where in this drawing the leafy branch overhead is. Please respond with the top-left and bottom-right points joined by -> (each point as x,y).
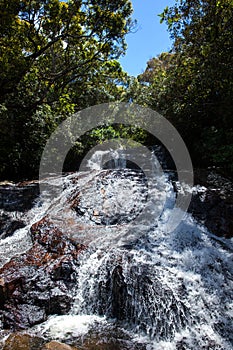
0,0 -> 134,100
0,0 -> 134,179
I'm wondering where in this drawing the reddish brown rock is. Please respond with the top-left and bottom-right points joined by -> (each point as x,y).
0,218 -> 86,330
41,340 -> 79,350
2,332 -> 44,350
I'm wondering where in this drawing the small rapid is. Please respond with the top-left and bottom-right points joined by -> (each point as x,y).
0,148 -> 232,350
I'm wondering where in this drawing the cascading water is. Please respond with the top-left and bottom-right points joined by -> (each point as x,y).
0,148 -> 232,350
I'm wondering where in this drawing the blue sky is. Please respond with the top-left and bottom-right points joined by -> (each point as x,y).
119,0 -> 175,76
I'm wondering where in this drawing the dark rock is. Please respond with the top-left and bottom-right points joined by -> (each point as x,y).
0,213 -> 26,239
152,145 -> 176,171
48,287 -> 72,315
0,182 -> 39,212
74,324 -> 147,350
51,262 -> 76,282
189,169 -> 233,238
0,218 -> 86,330
3,304 -> 46,329
83,259 -> 191,340
111,265 -> 127,320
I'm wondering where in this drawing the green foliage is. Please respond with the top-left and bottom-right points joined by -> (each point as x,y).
63,123 -> 147,172
0,0 -> 133,99
0,0 -> 134,180
136,0 -> 233,177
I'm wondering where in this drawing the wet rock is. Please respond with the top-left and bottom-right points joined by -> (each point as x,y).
1,331 -> 145,350
79,256 -> 191,340
3,304 -> 46,329
2,332 -> 44,350
70,169 -> 148,226
0,213 -> 25,239
0,182 -> 39,212
75,326 -> 147,350
80,340 -> 145,350
41,341 -> 79,350
0,218 -> 86,330
111,265 -> 127,320
0,180 -> 39,239
189,169 -> 233,238
48,288 -> 72,315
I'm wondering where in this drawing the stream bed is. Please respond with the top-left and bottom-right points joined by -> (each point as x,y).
0,150 -> 232,350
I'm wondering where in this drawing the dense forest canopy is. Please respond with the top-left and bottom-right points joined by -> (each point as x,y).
0,0 -> 134,179
0,0 -> 232,180
136,0 -> 233,175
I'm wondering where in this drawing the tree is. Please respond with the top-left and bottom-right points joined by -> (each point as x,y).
0,0 -> 134,179
137,0 -> 233,175
0,0 -> 133,100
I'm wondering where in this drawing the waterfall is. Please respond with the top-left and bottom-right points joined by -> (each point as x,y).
86,148 -> 128,170
0,148 -> 232,350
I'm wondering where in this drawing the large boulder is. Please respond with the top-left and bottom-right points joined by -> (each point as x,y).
2,334 -> 80,350
41,341 -> 79,350
0,218 -> 86,330
2,333 -> 44,350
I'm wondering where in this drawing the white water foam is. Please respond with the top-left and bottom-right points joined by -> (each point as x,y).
0,150 -> 232,349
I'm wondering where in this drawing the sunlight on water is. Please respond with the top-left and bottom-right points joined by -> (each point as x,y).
0,148 -> 232,349
37,314 -> 107,340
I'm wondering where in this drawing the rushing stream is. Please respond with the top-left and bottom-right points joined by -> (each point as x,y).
0,149 -> 232,349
